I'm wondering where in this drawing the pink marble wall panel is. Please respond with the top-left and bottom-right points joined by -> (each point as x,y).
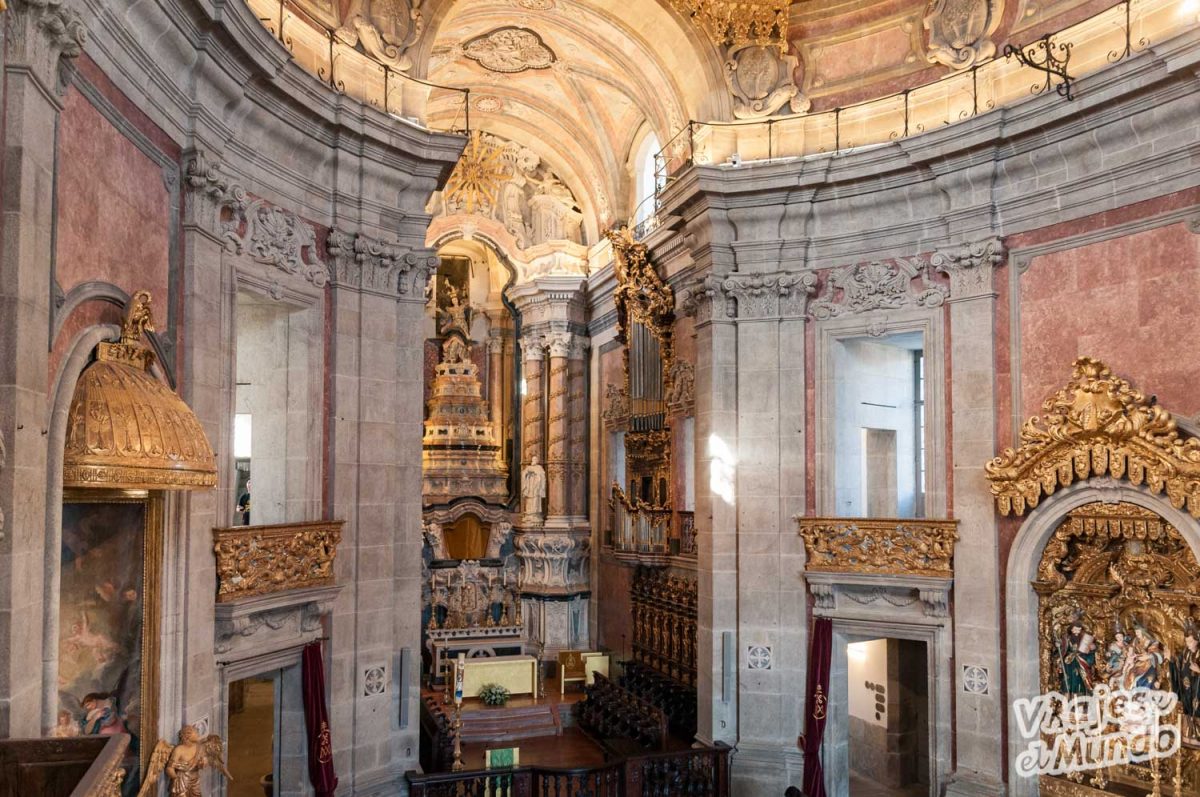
55,87 -> 170,308
1017,221 -> 1200,421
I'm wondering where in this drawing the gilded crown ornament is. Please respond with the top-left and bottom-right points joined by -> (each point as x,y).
669,0 -> 788,48
62,290 -> 218,490
986,357 -> 1200,517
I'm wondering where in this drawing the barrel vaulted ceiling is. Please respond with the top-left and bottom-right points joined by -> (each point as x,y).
305,0 -> 1110,235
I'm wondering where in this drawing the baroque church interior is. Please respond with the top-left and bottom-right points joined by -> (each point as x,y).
2,0 -> 1200,795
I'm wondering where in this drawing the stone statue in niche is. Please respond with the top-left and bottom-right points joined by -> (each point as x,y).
424,521 -> 449,560
724,44 -> 810,120
335,0 -> 424,72
521,457 -> 547,521
924,0 -> 1002,69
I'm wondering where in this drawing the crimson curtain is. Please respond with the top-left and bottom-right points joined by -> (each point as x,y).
302,641 -> 339,797
801,617 -> 832,797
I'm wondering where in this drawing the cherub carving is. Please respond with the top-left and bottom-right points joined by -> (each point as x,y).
122,290 -> 155,344
137,725 -> 231,797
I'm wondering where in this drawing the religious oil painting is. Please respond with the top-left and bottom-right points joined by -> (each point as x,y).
57,490 -> 162,782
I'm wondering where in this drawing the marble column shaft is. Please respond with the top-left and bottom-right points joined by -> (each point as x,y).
567,338 -> 588,519
545,333 -> 571,521
522,339 -> 546,469
487,332 -> 505,435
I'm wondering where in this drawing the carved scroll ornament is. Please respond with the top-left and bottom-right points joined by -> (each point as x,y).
213,521 -> 343,601
798,517 -> 959,577
923,0 -> 1002,69
986,357 -> 1200,517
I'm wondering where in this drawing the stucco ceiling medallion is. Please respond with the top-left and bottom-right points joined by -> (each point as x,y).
724,43 -> 809,118
472,95 -> 504,113
462,26 -> 556,73
924,0 -> 1002,69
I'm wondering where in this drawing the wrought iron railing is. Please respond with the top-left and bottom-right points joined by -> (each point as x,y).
406,742 -> 731,797
642,0 -> 1185,225
796,516 -> 958,577
213,520 -> 343,601
247,0 -> 470,133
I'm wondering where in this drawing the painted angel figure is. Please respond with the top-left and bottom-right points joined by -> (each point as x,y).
137,725 -> 231,797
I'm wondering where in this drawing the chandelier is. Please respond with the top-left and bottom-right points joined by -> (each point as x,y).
669,0 -> 789,49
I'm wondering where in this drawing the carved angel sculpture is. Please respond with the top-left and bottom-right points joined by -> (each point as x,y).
137,726 -> 231,797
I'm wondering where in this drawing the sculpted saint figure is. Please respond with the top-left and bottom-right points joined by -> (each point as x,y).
424,522 -> 449,560
522,456 -> 547,518
138,725 -> 231,797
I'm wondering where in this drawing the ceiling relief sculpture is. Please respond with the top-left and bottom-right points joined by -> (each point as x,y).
462,26 -> 556,72
335,0 -> 425,71
433,131 -> 583,249
421,0 -> 716,236
923,0 -> 1002,69
725,43 -> 809,118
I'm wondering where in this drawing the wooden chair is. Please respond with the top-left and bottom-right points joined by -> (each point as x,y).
559,650 -> 588,695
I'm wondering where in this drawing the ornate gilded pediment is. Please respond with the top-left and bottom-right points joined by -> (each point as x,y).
986,357 -> 1200,517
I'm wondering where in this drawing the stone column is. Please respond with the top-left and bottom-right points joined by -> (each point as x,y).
544,331 -> 571,526
487,331 -> 505,431
521,337 -> 546,491
0,0 -> 85,736
931,238 -> 1006,797
567,336 -> 589,521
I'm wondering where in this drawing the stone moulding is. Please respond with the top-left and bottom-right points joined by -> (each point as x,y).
986,357 -> 1200,517
213,520 -> 343,601
797,516 -> 959,577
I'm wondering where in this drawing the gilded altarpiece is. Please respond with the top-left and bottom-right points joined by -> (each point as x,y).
1035,502 -> 1200,796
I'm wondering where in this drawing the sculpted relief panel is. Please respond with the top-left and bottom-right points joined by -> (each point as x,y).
923,0 -> 1002,69
335,0 -> 425,71
462,27 -> 556,73
430,131 -> 583,249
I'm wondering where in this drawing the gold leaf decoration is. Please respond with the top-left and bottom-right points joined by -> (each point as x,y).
797,517 -> 958,577
443,131 -> 508,215
986,357 -> 1200,517
213,521 -> 343,601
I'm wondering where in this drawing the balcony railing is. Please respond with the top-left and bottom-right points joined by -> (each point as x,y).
609,486 -> 695,561
641,0 -> 1190,226
406,742 -> 731,797
0,734 -> 128,797
213,520 -> 343,601
797,517 -> 958,577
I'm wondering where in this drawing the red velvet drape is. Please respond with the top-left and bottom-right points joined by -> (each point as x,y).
802,617 -> 832,797
302,641 -> 339,797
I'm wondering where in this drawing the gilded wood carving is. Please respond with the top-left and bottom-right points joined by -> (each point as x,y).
62,291 -> 217,491
1035,501 -> 1200,792
798,517 -> 958,577
986,357 -> 1200,517
213,521 -> 343,601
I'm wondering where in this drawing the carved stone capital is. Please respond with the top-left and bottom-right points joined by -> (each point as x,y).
5,0 -> 87,93
183,151 -> 247,236
513,531 -> 590,596
677,274 -> 723,323
930,237 -> 1005,299
521,337 -> 546,362
721,271 -> 818,320
486,332 -> 507,355
326,228 -> 439,298
545,330 -> 573,359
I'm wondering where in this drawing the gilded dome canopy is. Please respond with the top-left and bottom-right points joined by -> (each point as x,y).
63,291 -> 218,491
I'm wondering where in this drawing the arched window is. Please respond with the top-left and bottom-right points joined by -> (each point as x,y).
633,132 -> 660,224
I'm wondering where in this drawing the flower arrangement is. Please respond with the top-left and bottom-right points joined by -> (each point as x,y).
478,682 -> 511,707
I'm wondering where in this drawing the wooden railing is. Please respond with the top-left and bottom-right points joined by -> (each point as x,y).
213,520 -> 343,600
0,734 -> 128,797
576,673 -> 668,750
406,743 -> 732,797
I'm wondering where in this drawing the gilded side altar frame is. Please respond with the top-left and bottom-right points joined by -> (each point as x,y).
61,488 -> 164,776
